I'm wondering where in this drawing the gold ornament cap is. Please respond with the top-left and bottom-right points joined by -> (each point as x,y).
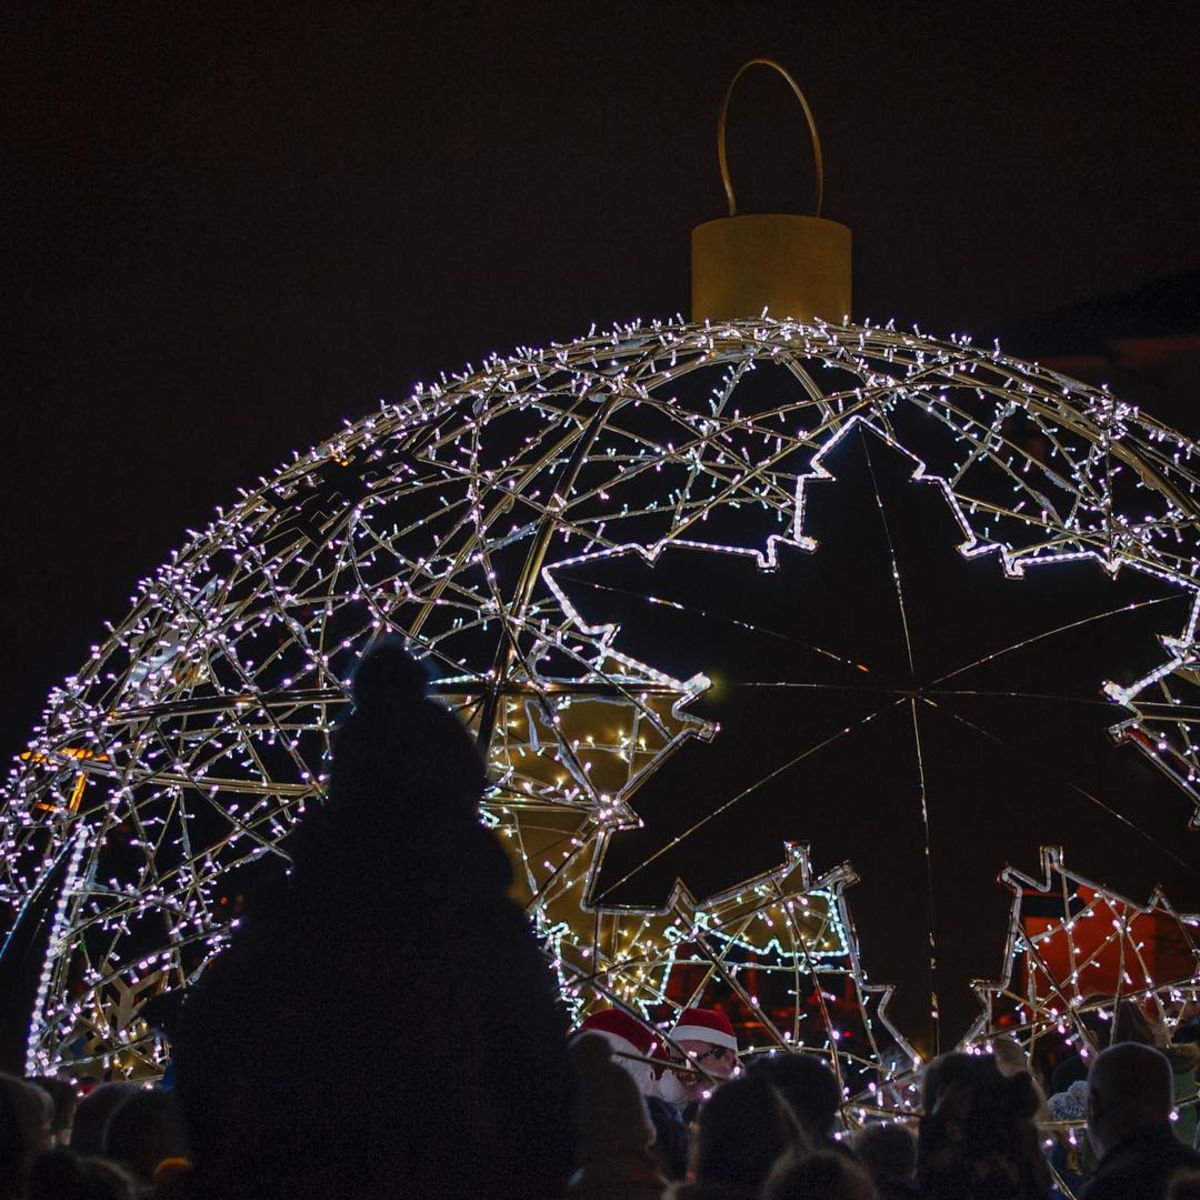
691,60 -> 851,325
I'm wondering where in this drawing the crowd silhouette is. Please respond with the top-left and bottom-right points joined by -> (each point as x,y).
2,642 -> 1199,1199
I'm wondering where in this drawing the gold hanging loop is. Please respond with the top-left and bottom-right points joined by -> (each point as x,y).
717,58 -> 824,218
691,59 -> 850,324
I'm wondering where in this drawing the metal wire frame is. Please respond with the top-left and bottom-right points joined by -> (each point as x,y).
2,315 -> 1200,1097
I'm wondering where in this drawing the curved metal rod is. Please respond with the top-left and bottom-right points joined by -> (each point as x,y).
718,58 -> 824,217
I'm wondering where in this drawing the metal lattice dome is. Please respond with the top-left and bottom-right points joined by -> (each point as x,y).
4,316 -> 1200,1103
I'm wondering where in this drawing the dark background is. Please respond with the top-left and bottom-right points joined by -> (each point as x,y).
4,2 -> 1199,753
2,2 -> 1199,1048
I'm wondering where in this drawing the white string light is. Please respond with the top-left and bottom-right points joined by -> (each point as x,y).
1,316 -> 1198,1103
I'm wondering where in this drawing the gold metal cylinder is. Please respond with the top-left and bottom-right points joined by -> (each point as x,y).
692,59 -> 851,325
691,213 -> 851,324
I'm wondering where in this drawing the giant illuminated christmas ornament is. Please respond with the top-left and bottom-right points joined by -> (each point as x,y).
2,62 -> 1199,1108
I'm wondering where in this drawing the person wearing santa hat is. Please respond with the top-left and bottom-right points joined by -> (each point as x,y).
668,1006 -> 741,1106
578,1008 -> 660,1094
577,1008 -> 691,1181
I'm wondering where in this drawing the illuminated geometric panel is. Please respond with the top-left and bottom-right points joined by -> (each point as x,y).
969,846 -> 1200,1060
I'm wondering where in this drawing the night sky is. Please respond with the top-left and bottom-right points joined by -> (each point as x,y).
3,4 -> 1200,1043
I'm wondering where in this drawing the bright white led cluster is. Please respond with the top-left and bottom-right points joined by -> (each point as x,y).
2,316 -> 1199,1095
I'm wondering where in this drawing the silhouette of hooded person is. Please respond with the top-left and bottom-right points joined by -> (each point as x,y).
174,640 -> 576,1199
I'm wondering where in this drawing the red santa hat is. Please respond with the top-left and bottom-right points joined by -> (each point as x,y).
671,1006 -> 739,1052
578,1008 -> 659,1062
